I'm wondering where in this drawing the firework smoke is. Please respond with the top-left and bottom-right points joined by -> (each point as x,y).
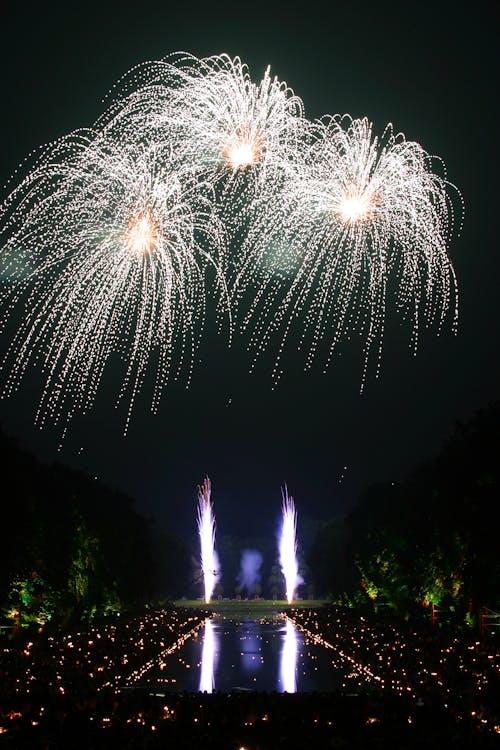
237,549 -> 263,597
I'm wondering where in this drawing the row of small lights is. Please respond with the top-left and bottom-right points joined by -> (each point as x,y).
289,608 -> 500,735
120,618 -> 207,687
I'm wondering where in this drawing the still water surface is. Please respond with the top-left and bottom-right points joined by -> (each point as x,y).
144,617 -> 350,693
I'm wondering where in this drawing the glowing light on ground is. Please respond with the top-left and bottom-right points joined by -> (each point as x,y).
199,619 -> 217,693
197,478 -> 219,603
279,486 -> 299,604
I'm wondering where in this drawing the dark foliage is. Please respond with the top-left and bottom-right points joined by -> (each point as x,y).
308,402 -> 500,622
0,427 -> 190,624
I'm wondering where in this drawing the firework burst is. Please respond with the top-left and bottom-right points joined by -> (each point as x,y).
0,128 -> 228,433
237,115 -> 460,386
0,53 -> 461,433
99,53 -> 307,239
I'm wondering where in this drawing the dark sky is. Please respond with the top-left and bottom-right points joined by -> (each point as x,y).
0,0 -> 498,542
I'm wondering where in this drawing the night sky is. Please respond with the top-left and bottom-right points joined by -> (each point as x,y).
0,1 -> 497,543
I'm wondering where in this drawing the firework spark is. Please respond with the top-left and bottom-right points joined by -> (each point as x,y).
197,477 -> 219,604
0,53 -> 461,432
100,53 -> 307,237
279,486 -> 299,604
0,129 -> 228,433
237,115 -> 460,387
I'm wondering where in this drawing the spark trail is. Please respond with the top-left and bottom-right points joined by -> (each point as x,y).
0,130 -> 229,435
279,486 -> 299,604
0,53 -> 461,437
100,52 -> 307,238
238,115 -> 461,388
197,477 -> 219,604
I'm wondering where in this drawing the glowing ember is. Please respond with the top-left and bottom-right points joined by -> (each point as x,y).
279,486 -> 299,604
197,477 -> 219,603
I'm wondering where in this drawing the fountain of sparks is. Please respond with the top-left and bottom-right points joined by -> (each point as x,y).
279,486 -> 299,604
197,477 -> 219,603
199,618 -> 217,693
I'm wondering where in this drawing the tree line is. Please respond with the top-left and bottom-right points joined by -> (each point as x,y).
307,402 -> 500,626
2,401 -> 498,628
0,428 -> 191,628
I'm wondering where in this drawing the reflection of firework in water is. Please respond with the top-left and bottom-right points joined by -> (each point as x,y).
279,486 -> 299,604
280,618 -> 298,693
199,618 -> 217,693
0,130 -> 228,433
239,115 -> 460,387
197,477 -> 219,604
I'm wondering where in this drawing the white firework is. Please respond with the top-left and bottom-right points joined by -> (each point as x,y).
99,53 -> 308,239
0,53 -> 462,432
279,486 -> 299,604
199,618 -> 217,693
238,115 -> 460,386
0,128 -> 228,432
197,477 -> 219,604
280,619 -> 298,692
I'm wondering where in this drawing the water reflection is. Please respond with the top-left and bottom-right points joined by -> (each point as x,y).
199,619 -> 217,693
279,619 -> 297,693
147,615 -> 345,693
240,622 -> 263,674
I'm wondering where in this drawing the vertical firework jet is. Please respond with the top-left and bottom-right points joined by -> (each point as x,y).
197,477 -> 219,603
279,486 -> 299,604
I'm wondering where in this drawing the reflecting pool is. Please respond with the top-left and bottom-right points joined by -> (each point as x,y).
143,617 -> 351,693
